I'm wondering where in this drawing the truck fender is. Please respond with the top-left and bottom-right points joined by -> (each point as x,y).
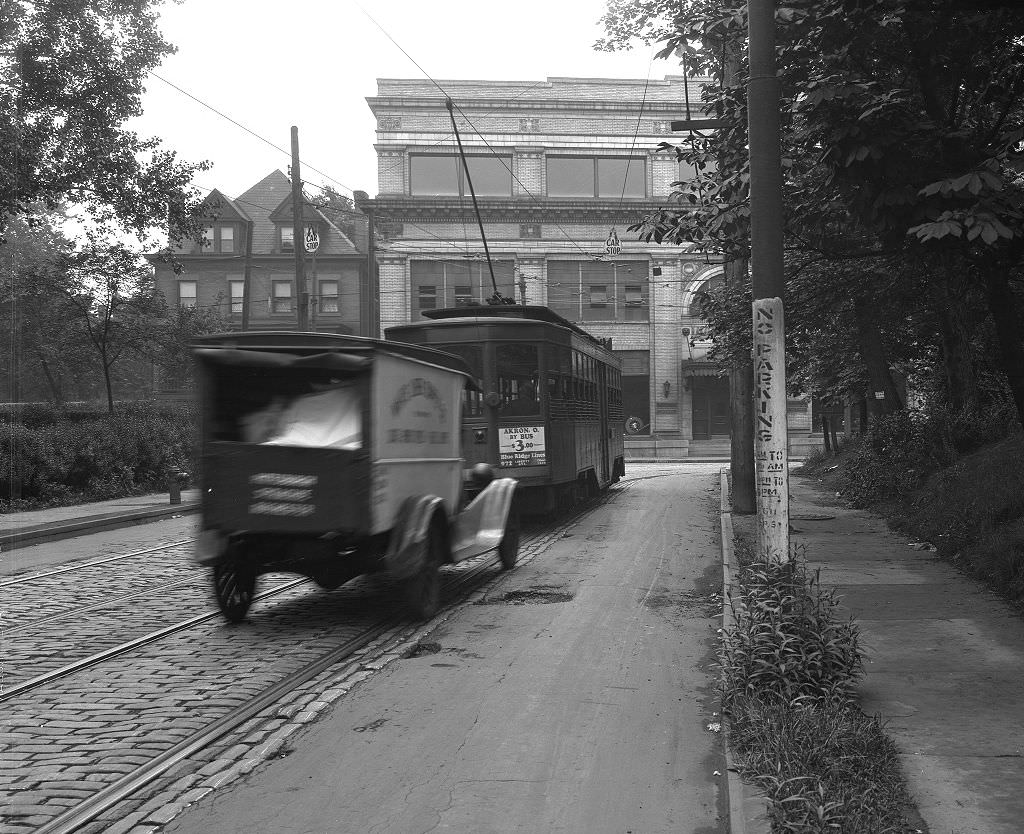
385,495 -> 449,581
451,477 -> 519,562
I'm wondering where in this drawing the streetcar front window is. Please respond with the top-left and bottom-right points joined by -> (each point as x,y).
433,343 -> 484,417
497,343 -> 540,417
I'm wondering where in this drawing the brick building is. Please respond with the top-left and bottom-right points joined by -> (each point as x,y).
359,76 -> 816,459
151,170 -> 366,338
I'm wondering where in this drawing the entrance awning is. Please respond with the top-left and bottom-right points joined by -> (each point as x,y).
680,360 -> 725,377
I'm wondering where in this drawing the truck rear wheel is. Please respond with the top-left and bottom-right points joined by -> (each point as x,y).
213,560 -> 255,623
400,523 -> 442,619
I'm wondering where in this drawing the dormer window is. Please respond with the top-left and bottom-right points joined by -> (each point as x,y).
199,224 -> 238,254
280,224 -> 321,253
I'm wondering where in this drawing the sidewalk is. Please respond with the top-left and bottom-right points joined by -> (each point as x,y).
0,489 -> 200,551
728,472 -> 1024,834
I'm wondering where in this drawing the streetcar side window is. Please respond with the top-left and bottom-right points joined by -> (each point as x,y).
497,343 -> 540,417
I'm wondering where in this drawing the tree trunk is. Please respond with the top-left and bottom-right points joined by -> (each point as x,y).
34,350 -> 63,405
983,271 -> 1024,430
852,294 -> 903,418
727,258 -> 756,514
930,274 -> 978,411
100,348 -> 115,414
821,414 -> 832,453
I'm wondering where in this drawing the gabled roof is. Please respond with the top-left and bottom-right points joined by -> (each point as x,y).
234,169 -> 360,256
201,189 -> 251,223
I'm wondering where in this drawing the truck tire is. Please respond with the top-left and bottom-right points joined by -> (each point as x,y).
400,521 -> 442,619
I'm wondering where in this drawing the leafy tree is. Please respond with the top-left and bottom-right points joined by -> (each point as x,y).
0,213 -> 100,403
310,185 -> 365,245
600,0 -> 1024,427
61,238 -> 165,412
153,300 -> 231,392
0,0 -> 209,245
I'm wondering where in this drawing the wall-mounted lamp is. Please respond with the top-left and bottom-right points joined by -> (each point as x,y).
663,381 -> 671,398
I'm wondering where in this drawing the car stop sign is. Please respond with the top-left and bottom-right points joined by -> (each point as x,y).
304,225 -> 320,253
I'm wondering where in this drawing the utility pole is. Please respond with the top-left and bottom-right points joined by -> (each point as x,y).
364,202 -> 376,337
747,0 -> 790,562
241,219 -> 254,330
290,126 -> 309,331
720,36 -> 756,515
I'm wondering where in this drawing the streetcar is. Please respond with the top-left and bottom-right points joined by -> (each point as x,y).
190,332 -> 520,623
387,305 -> 625,515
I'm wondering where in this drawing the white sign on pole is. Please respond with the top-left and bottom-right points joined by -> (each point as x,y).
752,296 -> 790,563
304,224 -> 320,253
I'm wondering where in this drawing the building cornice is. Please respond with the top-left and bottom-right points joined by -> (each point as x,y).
361,196 -> 667,225
366,97 -> 710,117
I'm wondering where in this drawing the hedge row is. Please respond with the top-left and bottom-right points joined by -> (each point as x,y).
1,403 -> 198,509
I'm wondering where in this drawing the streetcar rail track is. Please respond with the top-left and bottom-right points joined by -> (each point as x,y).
31,545 -> 520,834
3,574 -> 200,636
0,539 -> 193,588
0,577 -> 308,704
8,495 -> 612,834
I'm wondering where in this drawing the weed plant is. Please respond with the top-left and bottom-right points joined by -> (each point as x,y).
728,694 -> 919,834
721,549 -> 918,832
721,556 -> 862,711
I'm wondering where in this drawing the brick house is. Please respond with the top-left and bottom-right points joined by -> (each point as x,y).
151,170 -> 366,338
359,75 -> 818,460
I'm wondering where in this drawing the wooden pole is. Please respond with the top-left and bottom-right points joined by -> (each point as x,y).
241,219 -> 254,330
290,126 -> 308,331
747,0 -> 790,562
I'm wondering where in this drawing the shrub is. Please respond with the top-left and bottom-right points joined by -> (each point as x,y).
825,404 -> 1021,507
0,403 -> 199,509
0,423 -> 64,499
721,555 -> 863,710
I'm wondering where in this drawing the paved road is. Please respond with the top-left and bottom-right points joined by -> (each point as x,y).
164,466 -> 727,834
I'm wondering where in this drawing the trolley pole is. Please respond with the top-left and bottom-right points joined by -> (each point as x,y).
291,126 -> 309,331
747,0 -> 790,563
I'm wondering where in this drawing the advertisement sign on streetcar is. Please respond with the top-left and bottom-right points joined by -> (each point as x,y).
499,426 -> 546,466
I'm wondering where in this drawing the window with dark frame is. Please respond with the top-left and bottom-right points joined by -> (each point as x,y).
410,260 -> 516,319
546,156 -> 647,198
410,154 -> 512,197
178,281 -> 197,308
548,261 -> 649,323
271,281 -> 292,314
418,285 -> 437,310
228,279 -> 244,315
319,280 -> 339,313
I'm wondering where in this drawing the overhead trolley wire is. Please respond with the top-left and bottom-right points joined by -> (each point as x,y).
149,71 -> 359,199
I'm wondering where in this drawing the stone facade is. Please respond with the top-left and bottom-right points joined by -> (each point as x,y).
361,76 -> 817,459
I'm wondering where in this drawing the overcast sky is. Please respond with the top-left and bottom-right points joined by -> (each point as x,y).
130,0 -> 678,203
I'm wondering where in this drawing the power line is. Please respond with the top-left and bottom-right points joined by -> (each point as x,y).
149,71 -> 358,198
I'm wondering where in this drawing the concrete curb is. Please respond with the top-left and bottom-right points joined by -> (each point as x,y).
0,501 -> 200,552
719,468 -> 770,834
